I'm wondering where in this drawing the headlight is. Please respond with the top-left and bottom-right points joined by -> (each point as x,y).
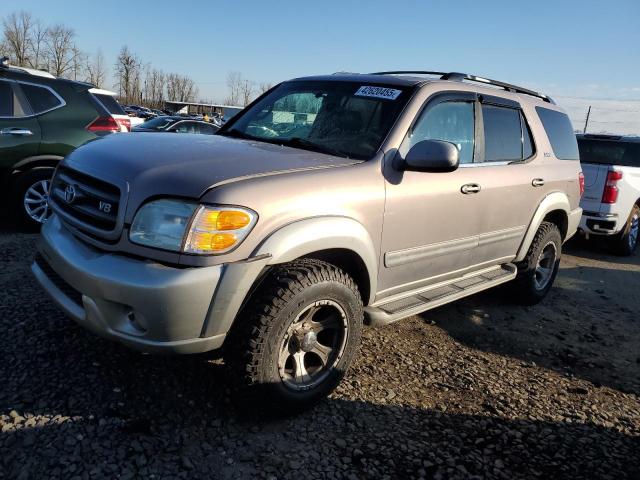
129,199 -> 256,254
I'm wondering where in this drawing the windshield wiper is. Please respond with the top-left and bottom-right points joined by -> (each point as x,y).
219,129 -> 261,141
282,137 -> 349,159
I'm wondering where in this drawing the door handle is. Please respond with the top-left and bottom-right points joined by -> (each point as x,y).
461,183 -> 481,194
532,178 -> 545,187
0,128 -> 34,136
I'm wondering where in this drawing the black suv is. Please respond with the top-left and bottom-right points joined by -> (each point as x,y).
0,57 -> 130,228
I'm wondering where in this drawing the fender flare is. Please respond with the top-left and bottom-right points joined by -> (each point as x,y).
253,216 -> 379,304
12,155 -> 63,172
515,192 -> 570,262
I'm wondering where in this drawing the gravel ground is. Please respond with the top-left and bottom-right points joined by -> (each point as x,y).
0,219 -> 638,480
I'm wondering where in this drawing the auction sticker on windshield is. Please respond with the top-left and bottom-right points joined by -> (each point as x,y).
354,86 -> 402,100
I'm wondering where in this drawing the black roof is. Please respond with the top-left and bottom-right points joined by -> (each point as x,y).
288,73 -> 428,87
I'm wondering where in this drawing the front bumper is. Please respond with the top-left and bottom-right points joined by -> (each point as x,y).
32,215 -> 226,354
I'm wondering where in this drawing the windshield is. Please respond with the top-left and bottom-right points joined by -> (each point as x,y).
137,117 -> 176,130
220,81 -> 413,159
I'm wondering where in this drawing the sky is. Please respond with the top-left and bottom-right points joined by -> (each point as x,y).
2,0 -> 639,134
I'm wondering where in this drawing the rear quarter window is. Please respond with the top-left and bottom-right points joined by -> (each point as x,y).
94,93 -> 126,115
20,83 -> 63,114
536,107 -> 579,160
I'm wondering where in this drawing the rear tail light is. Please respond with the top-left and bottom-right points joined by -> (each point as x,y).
578,172 -> 585,197
602,170 -> 623,204
86,116 -> 120,133
115,117 -> 131,132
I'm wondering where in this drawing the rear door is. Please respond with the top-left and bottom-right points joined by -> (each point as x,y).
0,79 -> 41,169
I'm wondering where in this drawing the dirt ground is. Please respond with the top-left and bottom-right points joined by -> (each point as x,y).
0,217 -> 638,479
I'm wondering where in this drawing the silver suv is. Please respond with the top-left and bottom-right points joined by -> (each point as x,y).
32,71 -> 583,411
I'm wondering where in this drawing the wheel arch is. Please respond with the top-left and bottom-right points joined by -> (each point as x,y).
253,216 -> 379,305
11,155 -> 63,175
515,192 -> 571,262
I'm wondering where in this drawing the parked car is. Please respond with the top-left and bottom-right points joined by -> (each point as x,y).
132,116 -> 219,134
32,70 -> 582,411
577,134 -> 640,255
0,57 -> 129,228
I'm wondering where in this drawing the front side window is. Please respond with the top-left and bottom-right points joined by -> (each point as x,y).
402,101 -> 475,164
20,83 -> 62,114
221,81 -> 413,159
482,104 -> 523,161
536,107 -> 579,160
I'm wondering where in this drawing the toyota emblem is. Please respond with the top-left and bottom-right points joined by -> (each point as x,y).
64,185 -> 77,204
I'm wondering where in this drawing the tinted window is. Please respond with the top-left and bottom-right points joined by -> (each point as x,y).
482,105 -> 522,161
0,81 -> 14,116
21,83 -> 62,113
536,107 -> 579,160
578,138 -> 640,167
197,123 -> 217,135
175,122 -> 197,134
94,93 -> 125,115
406,101 -> 475,164
137,117 -> 176,130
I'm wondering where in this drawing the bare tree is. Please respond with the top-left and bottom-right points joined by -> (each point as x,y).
27,19 -> 47,69
2,11 -> 33,65
225,71 -> 242,105
166,73 -> 198,102
45,24 -> 76,77
114,46 -> 142,104
86,50 -> 107,87
258,82 -> 274,94
145,68 -> 166,108
240,79 -> 254,106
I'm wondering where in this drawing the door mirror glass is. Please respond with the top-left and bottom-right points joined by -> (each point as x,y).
402,139 -> 460,172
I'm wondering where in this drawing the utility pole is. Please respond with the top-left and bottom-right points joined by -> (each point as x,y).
583,106 -> 591,134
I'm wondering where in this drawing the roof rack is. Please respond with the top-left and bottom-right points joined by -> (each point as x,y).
370,70 -> 554,104
0,56 -> 56,79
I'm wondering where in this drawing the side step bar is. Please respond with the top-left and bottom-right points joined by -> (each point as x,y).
365,263 -> 517,326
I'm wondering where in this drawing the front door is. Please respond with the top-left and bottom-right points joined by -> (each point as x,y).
378,93 -> 483,299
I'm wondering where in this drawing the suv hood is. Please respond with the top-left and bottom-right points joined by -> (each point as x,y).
63,133 -> 359,208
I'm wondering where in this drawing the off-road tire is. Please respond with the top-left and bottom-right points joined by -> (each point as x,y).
512,221 -> 562,305
224,259 -> 363,413
12,168 -> 55,231
612,204 -> 640,256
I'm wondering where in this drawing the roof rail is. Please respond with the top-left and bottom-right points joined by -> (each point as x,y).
0,57 -> 56,79
370,70 -> 554,104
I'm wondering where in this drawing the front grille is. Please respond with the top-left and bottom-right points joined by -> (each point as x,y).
34,253 -> 84,306
51,166 -> 120,232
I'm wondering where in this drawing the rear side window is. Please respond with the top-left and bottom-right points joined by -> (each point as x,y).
0,80 -> 30,117
536,107 -> 579,160
94,93 -> 125,115
578,139 -> 640,167
0,81 -> 14,116
482,105 -> 523,161
20,83 -> 63,114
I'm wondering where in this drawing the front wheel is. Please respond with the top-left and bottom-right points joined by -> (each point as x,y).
612,204 -> 640,256
512,221 -> 562,305
12,168 -> 55,230
225,259 -> 363,413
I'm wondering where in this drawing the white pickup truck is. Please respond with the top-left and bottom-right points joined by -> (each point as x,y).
577,134 -> 640,255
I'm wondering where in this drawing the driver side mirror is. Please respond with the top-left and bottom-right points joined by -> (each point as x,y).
401,139 -> 460,172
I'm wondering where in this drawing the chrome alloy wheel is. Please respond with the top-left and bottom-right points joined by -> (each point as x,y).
23,179 -> 51,224
534,241 -> 557,290
278,300 -> 348,392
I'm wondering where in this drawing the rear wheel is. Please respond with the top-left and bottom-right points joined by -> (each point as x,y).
12,168 -> 55,230
512,221 -> 562,305
612,204 -> 640,256
225,259 -> 363,413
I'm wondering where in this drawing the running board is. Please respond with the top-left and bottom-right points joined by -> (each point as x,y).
365,263 -> 517,326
